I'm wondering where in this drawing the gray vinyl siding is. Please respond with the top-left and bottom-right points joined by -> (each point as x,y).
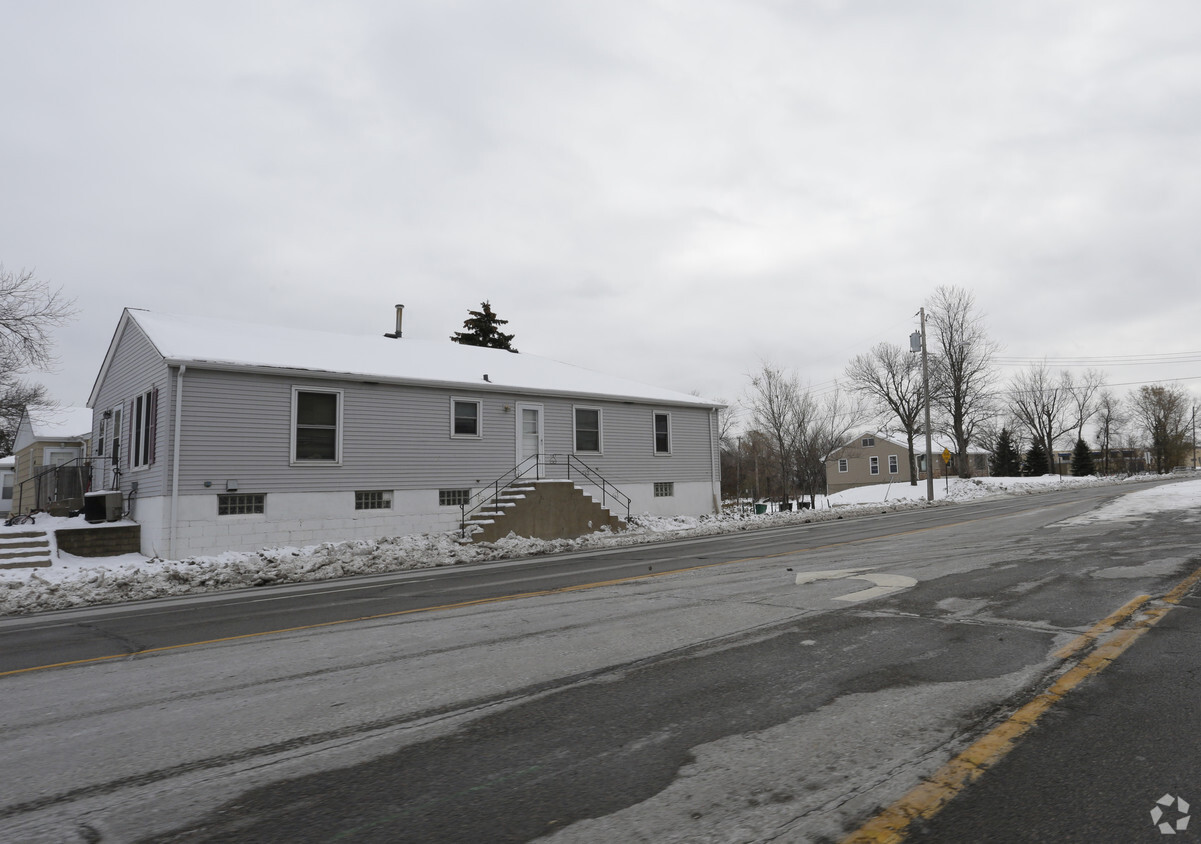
90,320 -> 172,499
171,368 -> 717,496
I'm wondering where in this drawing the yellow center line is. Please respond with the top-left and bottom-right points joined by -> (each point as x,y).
0,508 -> 1037,680
841,561 -> 1201,844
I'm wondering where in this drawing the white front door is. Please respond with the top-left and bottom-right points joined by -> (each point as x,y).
516,403 -> 544,477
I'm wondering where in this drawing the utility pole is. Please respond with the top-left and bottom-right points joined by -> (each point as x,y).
911,309 -> 936,502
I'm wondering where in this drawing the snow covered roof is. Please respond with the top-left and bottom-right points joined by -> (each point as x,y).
91,309 -> 722,409
19,406 -> 93,442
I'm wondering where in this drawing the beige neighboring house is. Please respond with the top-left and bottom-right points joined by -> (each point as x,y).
11,406 -> 94,515
0,455 -> 14,516
825,431 -> 990,495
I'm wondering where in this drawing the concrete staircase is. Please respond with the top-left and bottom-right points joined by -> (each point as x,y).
0,530 -> 53,569
464,479 -> 626,543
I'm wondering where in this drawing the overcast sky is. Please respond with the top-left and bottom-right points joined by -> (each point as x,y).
4,1 -> 1200,427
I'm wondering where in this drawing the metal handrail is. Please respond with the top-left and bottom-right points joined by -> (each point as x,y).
561,454 -> 631,522
458,452 -> 631,537
459,453 -> 543,537
13,456 -> 124,516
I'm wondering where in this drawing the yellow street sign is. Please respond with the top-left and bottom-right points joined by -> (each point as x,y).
941,448 -> 952,464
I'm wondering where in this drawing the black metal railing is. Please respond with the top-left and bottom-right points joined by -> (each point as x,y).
556,453 -> 631,521
459,453 -> 631,538
14,456 -> 120,516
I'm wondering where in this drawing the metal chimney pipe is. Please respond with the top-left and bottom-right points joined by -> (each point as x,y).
385,304 -> 404,339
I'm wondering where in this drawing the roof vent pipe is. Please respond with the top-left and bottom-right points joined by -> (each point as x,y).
384,304 -> 404,339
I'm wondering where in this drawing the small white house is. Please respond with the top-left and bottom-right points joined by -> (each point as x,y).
89,308 -> 724,558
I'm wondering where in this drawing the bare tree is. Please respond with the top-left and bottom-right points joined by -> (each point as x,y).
1129,384 -> 1191,473
1009,363 -> 1075,474
745,363 -> 807,505
926,286 -> 998,477
845,342 -> 926,485
1093,389 -> 1126,475
1065,368 -> 1106,442
0,267 -> 74,456
0,380 -> 50,455
0,266 -> 75,380
795,386 -> 863,505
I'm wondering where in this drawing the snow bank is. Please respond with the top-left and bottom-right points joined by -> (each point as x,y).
0,474 -> 1183,616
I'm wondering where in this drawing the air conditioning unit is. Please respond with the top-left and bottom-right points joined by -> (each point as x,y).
84,491 -> 124,523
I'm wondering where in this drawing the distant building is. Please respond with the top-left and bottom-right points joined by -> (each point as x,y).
0,455 -> 14,516
10,406 -> 94,515
825,431 -> 990,495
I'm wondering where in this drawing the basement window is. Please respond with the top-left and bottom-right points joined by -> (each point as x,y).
218,493 -> 265,515
654,482 -> 674,497
439,489 -> 471,506
355,490 -> 393,510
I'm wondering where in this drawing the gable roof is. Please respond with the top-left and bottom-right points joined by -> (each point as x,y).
826,430 -> 990,462
14,406 -> 93,452
90,309 -> 722,409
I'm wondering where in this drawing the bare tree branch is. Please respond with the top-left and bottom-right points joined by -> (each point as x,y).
0,265 -> 77,378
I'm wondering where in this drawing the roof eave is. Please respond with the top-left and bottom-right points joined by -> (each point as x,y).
163,358 -> 724,409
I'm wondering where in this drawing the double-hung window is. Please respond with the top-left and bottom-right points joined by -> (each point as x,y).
838,458 -> 848,473
451,399 -> 481,438
653,412 -> 671,454
574,407 -> 601,453
293,388 -> 342,463
888,454 -> 899,474
869,456 -> 880,475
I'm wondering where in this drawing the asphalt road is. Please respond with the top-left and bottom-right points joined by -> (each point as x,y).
2,478 -> 1198,843
0,482 -> 1162,675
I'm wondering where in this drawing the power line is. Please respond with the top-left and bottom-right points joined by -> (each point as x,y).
995,351 -> 1201,367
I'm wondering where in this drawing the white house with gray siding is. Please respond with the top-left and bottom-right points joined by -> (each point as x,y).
88,309 -> 723,558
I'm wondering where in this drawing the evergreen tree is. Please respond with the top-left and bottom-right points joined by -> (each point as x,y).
1023,439 -> 1049,476
990,427 -> 1021,477
1070,437 -> 1096,477
450,301 -> 517,351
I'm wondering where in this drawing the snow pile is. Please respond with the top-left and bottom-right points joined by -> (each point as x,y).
1059,477 -> 1201,525
0,474 -> 1179,616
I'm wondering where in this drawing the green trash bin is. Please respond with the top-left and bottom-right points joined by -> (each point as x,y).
754,503 -> 768,515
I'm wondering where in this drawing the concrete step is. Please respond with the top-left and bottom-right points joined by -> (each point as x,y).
0,530 -> 53,569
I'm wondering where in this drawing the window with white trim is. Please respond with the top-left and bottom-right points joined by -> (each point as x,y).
653,412 -> 671,454
131,388 -> 157,469
355,490 -> 392,510
293,388 -> 342,463
654,481 -> 674,497
838,458 -> 848,473
574,407 -> 601,453
862,436 -> 875,447
451,399 -> 481,438
869,456 -> 880,475
888,454 -> 899,474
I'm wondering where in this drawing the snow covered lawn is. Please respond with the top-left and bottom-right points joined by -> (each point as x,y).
1,474 -> 1193,616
